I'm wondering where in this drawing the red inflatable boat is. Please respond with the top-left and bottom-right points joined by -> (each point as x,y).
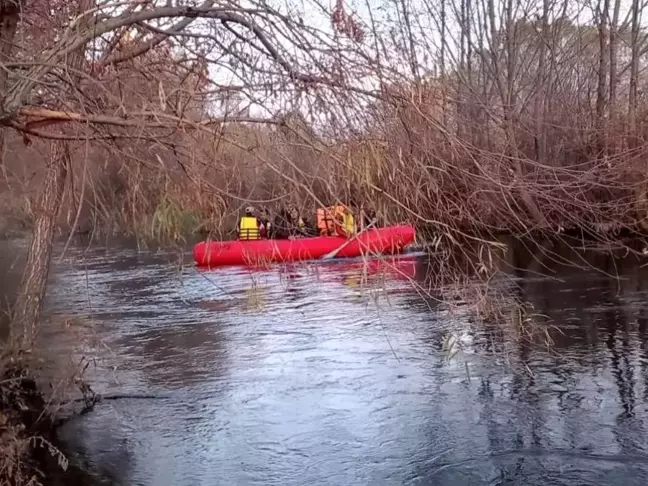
193,224 -> 416,267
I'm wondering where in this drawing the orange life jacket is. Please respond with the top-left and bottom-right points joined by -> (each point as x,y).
317,206 -> 345,236
317,208 -> 334,236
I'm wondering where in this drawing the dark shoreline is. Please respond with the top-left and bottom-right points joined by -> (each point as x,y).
0,363 -> 99,486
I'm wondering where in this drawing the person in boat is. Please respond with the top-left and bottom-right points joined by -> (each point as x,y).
237,206 -> 265,240
340,204 -> 356,237
272,206 -> 312,239
258,208 -> 271,238
317,203 -> 355,237
287,205 -> 315,237
271,208 -> 291,239
360,206 -> 379,229
316,204 -> 339,236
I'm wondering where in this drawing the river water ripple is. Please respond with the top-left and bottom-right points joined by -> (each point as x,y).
30,242 -> 648,485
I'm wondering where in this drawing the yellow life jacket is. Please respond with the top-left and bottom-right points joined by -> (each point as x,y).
343,212 -> 355,236
239,216 -> 260,240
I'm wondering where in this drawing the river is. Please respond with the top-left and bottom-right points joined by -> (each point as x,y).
20,237 -> 648,484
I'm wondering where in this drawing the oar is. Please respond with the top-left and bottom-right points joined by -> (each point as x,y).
321,219 -> 378,260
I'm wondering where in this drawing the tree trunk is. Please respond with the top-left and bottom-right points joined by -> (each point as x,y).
0,1 -> 19,93
11,144 -> 69,350
534,0 -> 549,163
457,0 -> 467,140
440,0 -> 447,127
608,0 -> 621,153
465,0 -> 474,143
629,0 -> 640,149
10,0 -> 95,351
0,0 -> 21,171
596,0 -> 610,156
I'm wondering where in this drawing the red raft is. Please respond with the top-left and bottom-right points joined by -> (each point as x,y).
193,224 -> 416,267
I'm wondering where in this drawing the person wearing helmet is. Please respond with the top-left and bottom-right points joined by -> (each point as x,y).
288,206 -> 308,235
268,205 -> 305,239
360,206 -> 379,230
317,202 -> 354,237
238,206 -> 264,240
317,202 -> 341,236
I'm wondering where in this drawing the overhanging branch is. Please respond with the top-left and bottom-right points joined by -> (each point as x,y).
100,0 -> 217,66
14,106 -> 279,133
4,5 -> 325,113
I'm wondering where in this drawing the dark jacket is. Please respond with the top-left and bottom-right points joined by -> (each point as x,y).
271,210 -> 315,239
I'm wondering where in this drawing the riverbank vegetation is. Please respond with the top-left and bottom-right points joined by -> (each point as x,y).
0,354 -> 68,486
3,1 -> 648,244
3,0 -> 648,483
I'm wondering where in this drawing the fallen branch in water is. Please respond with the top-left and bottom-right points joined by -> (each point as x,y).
53,391 -> 173,417
60,393 -> 169,405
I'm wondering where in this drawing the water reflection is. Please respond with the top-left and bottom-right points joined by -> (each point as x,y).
38,242 -> 648,485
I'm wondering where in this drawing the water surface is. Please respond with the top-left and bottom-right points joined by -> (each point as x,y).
33,241 -> 648,485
